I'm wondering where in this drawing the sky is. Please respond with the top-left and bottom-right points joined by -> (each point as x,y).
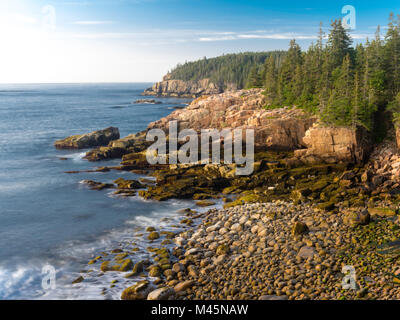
0,0 -> 399,83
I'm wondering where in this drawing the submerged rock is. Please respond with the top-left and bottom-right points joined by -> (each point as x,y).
81,180 -> 114,191
72,276 -> 84,284
133,99 -> 161,104
54,127 -> 119,149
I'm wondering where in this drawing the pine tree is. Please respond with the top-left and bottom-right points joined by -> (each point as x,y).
327,19 -> 353,70
277,39 -> 303,105
246,66 -> 263,88
324,54 -> 354,126
263,55 -> 278,105
385,13 -> 400,100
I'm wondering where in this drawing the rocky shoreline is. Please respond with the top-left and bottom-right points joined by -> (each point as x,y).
57,89 -> 400,300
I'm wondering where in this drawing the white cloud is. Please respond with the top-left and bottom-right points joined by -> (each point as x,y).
238,33 -> 318,40
72,20 -> 114,25
199,35 -> 236,42
198,32 -> 319,41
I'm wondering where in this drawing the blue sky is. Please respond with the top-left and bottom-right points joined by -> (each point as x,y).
0,0 -> 399,83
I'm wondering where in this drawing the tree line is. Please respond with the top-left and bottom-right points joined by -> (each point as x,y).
168,52 -> 286,90
248,13 -> 400,130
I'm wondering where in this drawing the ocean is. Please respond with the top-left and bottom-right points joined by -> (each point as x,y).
0,83 -> 210,299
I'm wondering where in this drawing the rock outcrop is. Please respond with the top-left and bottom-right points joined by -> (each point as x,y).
54,127 -> 120,149
133,99 -> 161,104
143,78 -> 228,98
293,125 -> 372,164
84,131 -> 149,161
148,89 -> 317,150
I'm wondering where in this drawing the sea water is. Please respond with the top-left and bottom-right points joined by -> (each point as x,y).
0,83 -> 210,299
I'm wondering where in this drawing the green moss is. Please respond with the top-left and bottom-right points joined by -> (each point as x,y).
121,280 -> 149,300
132,261 -> 144,275
195,200 -> 216,207
115,253 -> 128,260
316,201 -> 335,212
100,259 -> 133,272
368,207 -> 397,217
118,259 -> 133,272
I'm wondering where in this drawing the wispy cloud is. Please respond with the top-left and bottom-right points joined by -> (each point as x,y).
199,35 -> 236,42
198,32 -> 318,41
65,28 -> 374,44
72,21 -> 114,25
237,33 -> 318,40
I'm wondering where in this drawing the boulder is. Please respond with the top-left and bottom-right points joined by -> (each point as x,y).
295,125 -> 372,164
121,280 -> 152,300
297,246 -> 317,259
174,280 -> 195,293
84,131 -> 150,162
55,127 -> 119,149
342,208 -> 370,227
291,221 -> 309,236
147,287 -> 175,300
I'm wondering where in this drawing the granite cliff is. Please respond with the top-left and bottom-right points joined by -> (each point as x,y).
143,78 -> 231,98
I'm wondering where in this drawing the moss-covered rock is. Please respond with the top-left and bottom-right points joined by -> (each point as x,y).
72,276 -> 84,284
121,280 -> 151,300
342,208 -> 370,227
148,232 -> 160,241
368,207 -> 397,217
195,200 -> 216,207
100,258 -> 133,272
114,177 -> 143,189
291,221 -> 309,236
132,261 -> 144,275
149,266 -> 162,277
315,201 -> 335,212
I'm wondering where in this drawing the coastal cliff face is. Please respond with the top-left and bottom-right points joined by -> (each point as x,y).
143,78 -> 237,98
294,125 -> 372,164
148,89 -> 316,150
82,89 -> 374,164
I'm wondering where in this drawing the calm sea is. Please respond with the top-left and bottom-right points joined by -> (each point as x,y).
0,83 -> 205,299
